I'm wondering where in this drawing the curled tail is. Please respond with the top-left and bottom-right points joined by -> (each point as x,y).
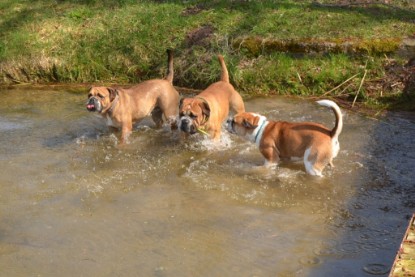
316,100 -> 343,140
217,55 -> 229,83
165,49 -> 174,83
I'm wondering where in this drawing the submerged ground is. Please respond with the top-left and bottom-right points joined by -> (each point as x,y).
0,89 -> 414,276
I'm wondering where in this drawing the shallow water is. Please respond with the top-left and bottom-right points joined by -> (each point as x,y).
0,89 -> 414,276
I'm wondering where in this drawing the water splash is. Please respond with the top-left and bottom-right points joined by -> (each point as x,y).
87,183 -> 104,196
184,128 -> 235,152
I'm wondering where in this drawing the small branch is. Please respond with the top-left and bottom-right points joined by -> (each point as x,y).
322,73 -> 359,96
338,82 -> 354,96
296,71 -> 303,84
352,69 -> 368,108
296,71 -> 311,93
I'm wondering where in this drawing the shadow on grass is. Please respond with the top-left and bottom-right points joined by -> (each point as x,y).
146,0 -> 415,22
308,1 -> 415,23
1,0 -> 414,91
31,0 -> 415,23
378,93 -> 415,112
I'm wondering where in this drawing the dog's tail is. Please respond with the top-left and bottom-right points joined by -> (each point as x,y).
316,99 -> 343,140
218,55 -> 229,83
165,49 -> 174,83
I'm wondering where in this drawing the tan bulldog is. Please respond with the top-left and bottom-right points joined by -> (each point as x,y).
179,55 -> 245,141
86,50 -> 180,144
226,100 -> 343,176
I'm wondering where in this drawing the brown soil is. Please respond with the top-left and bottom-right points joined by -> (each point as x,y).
364,58 -> 415,100
233,37 -> 402,56
184,25 -> 215,48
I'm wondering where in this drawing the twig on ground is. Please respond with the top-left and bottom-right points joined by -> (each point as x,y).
296,71 -> 303,84
352,68 -> 368,108
338,82 -> 354,96
322,73 -> 359,96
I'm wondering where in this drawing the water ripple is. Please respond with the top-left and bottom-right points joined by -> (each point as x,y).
362,263 -> 390,275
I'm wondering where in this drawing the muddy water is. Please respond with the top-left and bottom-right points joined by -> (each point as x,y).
0,89 -> 414,276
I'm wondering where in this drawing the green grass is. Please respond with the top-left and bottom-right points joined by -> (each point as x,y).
234,53 -> 370,96
1,0 -> 415,110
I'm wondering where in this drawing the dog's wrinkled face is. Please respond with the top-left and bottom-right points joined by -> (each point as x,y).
86,87 -> 117,113
179,98 -> 210,134
226,112 -> 261,138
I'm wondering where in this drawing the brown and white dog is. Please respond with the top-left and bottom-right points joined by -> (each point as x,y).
86,50 -> 180,144
226,100 -> 343,176
179,55 -> 245,141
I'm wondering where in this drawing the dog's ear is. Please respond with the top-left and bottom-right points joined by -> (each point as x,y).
200,101 -> 210,118
107,87 -> 118,102
242,119 -> 257,129
252,115 -> 261,127
87,87 -> 93,98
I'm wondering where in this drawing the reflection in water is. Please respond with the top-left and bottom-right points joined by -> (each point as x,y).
0,89 -> 414,276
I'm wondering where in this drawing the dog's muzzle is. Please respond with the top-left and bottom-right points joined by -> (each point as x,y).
179,116 -> 197,134
86,97 -> 102,112
226,118 -> 235,133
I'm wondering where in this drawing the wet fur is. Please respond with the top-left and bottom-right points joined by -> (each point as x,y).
87,50 -> 179,144
227,100 -> 343,176
179,55 -> 245,140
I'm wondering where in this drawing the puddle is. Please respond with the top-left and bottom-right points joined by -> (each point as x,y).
0,89 -> 413,276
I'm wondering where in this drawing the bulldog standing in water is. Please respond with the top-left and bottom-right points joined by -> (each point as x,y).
179,55 -> 245,141
226,100 -> 343,176
86,50 -> 180,144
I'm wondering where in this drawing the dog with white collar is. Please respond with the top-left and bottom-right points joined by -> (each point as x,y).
226,100 -> 343,176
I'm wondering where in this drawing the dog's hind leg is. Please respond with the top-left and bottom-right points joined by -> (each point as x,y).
162,108 -> 179,131
304,147 -> 324,176
230,93 -> 245,114
151,107 -> 164,128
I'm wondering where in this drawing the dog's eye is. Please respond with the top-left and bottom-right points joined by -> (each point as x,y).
88,94 -> 92,98
98,94 -> 105,99
189,113 -> 197,119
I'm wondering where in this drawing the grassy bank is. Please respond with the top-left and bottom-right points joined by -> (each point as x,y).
1,0 -> 415,110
